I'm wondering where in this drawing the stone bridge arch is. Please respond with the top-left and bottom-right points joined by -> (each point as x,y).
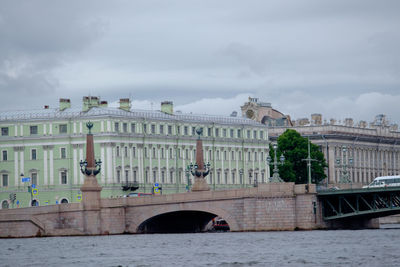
126,201 -> 241,233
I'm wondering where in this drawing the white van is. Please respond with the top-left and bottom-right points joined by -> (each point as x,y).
363,175 -> 400,188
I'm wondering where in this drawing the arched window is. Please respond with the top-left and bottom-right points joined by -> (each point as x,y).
1,200 -> 9,209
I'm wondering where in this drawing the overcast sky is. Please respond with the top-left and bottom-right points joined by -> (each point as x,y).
1,1 -> 399,124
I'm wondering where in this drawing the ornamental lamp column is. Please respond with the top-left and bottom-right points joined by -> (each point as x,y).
79,122 -> 102,210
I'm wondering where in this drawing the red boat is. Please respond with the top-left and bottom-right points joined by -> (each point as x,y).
213,219 -> 230,231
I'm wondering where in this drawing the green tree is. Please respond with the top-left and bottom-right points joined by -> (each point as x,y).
269,129 -> 327,184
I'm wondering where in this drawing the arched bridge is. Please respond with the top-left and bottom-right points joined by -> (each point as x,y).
0,183 -> 321,237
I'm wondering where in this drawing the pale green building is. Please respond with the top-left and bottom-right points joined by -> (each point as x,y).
0,97 -> 269,208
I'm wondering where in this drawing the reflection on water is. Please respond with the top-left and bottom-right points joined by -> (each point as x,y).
1,229 -> 400,267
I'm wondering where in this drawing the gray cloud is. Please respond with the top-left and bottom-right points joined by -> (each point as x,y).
0,0 -> 399,124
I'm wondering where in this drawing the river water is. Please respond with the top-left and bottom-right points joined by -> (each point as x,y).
1,228 -> 399,267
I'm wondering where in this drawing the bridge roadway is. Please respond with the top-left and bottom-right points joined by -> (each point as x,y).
0,183 -> 322,237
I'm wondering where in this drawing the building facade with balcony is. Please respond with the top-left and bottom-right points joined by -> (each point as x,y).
0,97 -> 269,208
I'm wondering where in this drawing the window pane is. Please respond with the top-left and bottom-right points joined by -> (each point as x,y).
1,127 -> 8,136
59,124 -> 67,134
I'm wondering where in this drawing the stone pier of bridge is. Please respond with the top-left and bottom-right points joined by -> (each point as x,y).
0,183 -> 331,238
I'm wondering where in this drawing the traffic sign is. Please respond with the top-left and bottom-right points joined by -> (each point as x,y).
21,177 -> 30,183
16,200 -> 19,205
32,184 -> 36,189
32,188 -> 38,196
77,194 -> 82,201
154,183 -> 159,187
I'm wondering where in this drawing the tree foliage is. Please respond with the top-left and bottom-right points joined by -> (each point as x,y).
269,129 -> 327,184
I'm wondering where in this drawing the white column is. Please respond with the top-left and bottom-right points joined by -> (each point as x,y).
73,148 -> 78,185
73,123 -> 77,134
158,148 -> 161,181
228,149 -> 232,184
107,145 -> 113,183
79,122 -> 83,134
49,149 -> 54,185
20,125 -> 23,137
14,150 -> 19,186
138,147 -> 142,183
101,145 -> 105,183
166,148 -> 169,183
79,147 -> 84,184
43,150 -> 48,185
14,125 -> 18,137
43,124 -> 47,135
101,121 -> 104,133
20,150 -> 24,182
49,123 -> 53,135
113,146 -> 117,182
107,121 -> 111,132
129,146 -> 133,182
122,146 -> 125,182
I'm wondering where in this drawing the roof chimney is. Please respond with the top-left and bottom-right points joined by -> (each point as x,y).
82,96 -> 100,112
161,101 -> 173,115
59,98 -> 71,111
100,101 -> 108,108
119,98 -> 131,111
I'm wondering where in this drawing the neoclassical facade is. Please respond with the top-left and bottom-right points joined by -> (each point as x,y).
0,97 -> 269,208
269,119 -> 400,185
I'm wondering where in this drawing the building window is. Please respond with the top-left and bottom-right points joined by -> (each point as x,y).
208,128 -> 212,136
192,127 -> 196,135
30,125 -> 38,135
161,171 -> 165,183
247,130 -> 250,138
117,170 -> 121,183
116,146 -> 120,157
1,127 -> 9,136
2,150 -> 7,161
230,129 -> 234,138
131,123 -> 136,133
123,123 -> 128,133
177,126 -> 180,135
59,124 -> 67,134
253,130 -> 257,139
152,147 -> 156,158
161,148 -> 164,159
1,200 -> 9,209
215,128 -> 219,137
145,147 -> 148,158
231,151 -> 235,160
237,129 -> 241,138
143,124 -> 147,134
160,125 -> 164,134
31,149 -> 37,160
223,129 -> 227,137
145,171 -> 148,183
124,147 -> 128,157
255,152 -> 258,161
60,148 -> 66,159
260,131 -> 264,139
186,149 -> 189,160
115,122 -> 119,132
133,170 -> 137,182
168,125 -> 172,135
224,172 -> 228,184
151,124 -> 156,134
132,147 -> 136,157
248,152 -> 251,161
169,148 -> 173,159
2,174 -> 8,187
31,173 -> 38,185
239,151 -> 242,161
170,171 -> 173,183
153,171 -> 157,183
184,126 -> 188,135
232,172 -> 235,184
224,151 -> 227,160
125,170 -> 129,183
209,150 -> 212,161
61,171 -> 67,184
217,172 -> 221,184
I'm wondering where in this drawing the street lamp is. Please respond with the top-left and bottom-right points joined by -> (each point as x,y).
335,145 -> 353,184
267,143 -> 285,182
302,138 -> 317,185
185,165 -> 192,191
